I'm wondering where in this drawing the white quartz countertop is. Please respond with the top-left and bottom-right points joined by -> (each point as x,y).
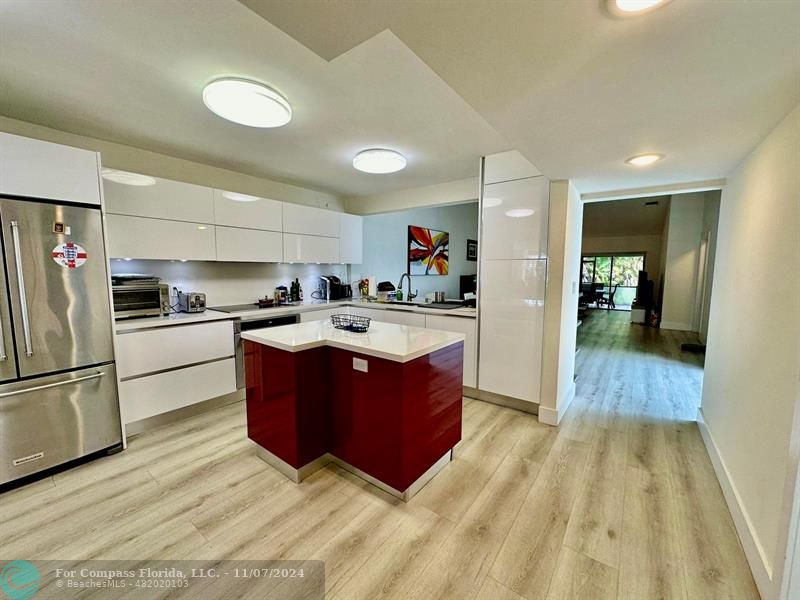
241,320 -> 465,363
115,299 -> 475,333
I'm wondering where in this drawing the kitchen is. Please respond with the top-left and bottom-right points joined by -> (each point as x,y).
2,1 -> 788,599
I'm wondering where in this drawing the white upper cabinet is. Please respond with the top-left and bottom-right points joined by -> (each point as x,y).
106,214 -> 216,261
283,233 -> 339,264
213,189 -> 282,231
104,175 -> 214,223
0,132 -> 101,205
283,203 -> 340,237
481,176 -> 549,260
215,226 -> 282,263
339,213 -> 363,264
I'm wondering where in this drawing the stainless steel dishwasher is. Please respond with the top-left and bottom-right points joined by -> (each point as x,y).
233,314 -> 299,389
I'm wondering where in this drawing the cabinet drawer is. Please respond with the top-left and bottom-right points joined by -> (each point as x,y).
116,320 -> 234,379
213,189 -> 282,230
106,214 -> 216,261
283,203 -> 340,237
283,233 -> 339,263
104,176 -> 214,223
215,226 -> 282,262
119,358 -> 236,424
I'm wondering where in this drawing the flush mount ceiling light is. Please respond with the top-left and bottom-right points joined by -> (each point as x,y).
505,208 -> 534,218
625,153 -> 665,167
222,191 -> 260,202
203,78 -> 292,128
606,0 -> 671,17
352,149 -> 407,174
101,168 -> 156,186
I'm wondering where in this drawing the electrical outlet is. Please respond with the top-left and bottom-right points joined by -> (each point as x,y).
353,357 -> 368,373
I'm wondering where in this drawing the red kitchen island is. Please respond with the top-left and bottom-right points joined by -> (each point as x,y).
242,319 -> 465,501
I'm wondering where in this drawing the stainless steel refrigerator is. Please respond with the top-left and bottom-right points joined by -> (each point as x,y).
0,197 -> 121,486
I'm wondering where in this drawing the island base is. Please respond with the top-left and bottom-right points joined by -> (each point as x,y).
255,444 -> 453,501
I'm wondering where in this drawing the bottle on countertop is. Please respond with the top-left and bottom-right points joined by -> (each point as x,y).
297,278 -> 303,302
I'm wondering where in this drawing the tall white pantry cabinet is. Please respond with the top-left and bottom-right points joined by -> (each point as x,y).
478,151 -> 549,407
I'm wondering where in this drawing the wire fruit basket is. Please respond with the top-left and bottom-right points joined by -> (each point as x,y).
331,314 -> 371,333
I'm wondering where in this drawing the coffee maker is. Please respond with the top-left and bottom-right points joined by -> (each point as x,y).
319,276 -> 352,300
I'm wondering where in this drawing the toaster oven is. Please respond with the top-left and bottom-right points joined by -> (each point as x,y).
112,283 -> 170,320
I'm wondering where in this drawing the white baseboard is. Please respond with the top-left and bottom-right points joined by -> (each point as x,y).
539,381 -> 576,427
660,320 -> 695,332
697,409 -> 775,599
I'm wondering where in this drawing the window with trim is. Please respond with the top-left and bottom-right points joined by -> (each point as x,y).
581,254 -> 645,307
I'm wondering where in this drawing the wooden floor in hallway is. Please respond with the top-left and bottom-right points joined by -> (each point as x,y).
0,310 -> 759,599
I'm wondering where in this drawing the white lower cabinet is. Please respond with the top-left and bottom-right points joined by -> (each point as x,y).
283,233 -> 339,264
106,214 -> 216,261
425,315 -> 477,388
215,226 -> 282,262
350,307 -> 426,328
119,358 -> 236,424
299,307 -> 343,323
115,320 -> 237,425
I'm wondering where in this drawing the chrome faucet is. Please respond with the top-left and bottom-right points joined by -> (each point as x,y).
397,272 -> 417,301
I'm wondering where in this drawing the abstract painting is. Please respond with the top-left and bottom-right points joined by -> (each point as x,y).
408,226 -> 449,276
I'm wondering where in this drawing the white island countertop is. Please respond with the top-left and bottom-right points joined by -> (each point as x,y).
241,320 -> 465,363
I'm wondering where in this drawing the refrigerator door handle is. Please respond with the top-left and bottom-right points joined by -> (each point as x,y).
10,220 -> 33,357
0,310 -> 6,361
0,371 -> 105,399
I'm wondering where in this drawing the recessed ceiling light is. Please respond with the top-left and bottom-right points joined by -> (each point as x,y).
505,208 -> 534,218
353,149 -> 407,174
625,153 -> 665,167
203,77 -> 292,128
222,191 -> 260,202
606,0 -> 671,17
102,168 -> 156,186
483,197 -> 503,208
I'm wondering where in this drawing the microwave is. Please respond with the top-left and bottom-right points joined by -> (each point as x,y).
112,283 -> 170,320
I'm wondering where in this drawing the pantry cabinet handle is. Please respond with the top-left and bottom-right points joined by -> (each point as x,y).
10,220 -> 33,357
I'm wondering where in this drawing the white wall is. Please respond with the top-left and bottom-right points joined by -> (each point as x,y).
344,177 -> 478,215
581,233 -> 665,298
540,180 -> 583,426
660,192 -> 705,331
111,260 -> 347,307
700,105 -> 800,599
0,116 -> 342,210
354,202 -> 478,299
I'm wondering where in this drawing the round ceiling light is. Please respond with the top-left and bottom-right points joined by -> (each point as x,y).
352,149 -> 407,174
222,191 -> 260,202
203,78 -> 292,128
625,153 -> 665,167
606,0 -> 671,17
101,168 -> 156,186
505,208 -> 534,218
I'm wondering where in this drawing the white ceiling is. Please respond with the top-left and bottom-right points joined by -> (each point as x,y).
0,1 -> 508,197
1,1 -> 798,200
245,0 -> 800,194
583,196 -> 670,237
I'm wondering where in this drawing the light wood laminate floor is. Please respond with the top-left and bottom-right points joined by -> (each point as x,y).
0,311 -> 758,599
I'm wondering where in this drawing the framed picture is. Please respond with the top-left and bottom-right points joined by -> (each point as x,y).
408,225 -> 449,275
466,239 -> 478,261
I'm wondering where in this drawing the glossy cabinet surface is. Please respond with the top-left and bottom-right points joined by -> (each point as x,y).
426,314 -> 477,387
483,149 -> 540,184
481,176 -> 549,260
283,202 -> 340,237
106,214 -> 216,260
213,189 -> 282,231
0,132 -> 101,205
350,306 -> 426,328
104,176 -> 214,223
215,226 -> 282,262
299,308 -> 341,323
338,213 -> 363,264
478,258 -> 546,403
283,233 -> 339,264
